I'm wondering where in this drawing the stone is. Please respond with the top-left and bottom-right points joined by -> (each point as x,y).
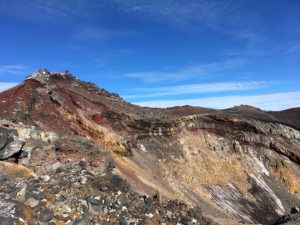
78,199 -> 88,208
0,161 -> 37,178
90,197 -> 101,206
0,217 -> 13,225
35,191 -> 46,200
0,200 -> 15,219
52,162 -> 62,172
0,126 -> 17,149
100,186 -> 108,192
78,176 -> 88,185
0,199 -> 35,224
145,213 -> 154,218
73,206 -> 89,225
0,171 -> 8,182
24,198 -> 39,208
0,140 -> 24,160
118,219 -> 128,225
55,221 -> 66,225
233,140 -> 243,153
78,159 -> 87,169
39,208 -> 54,222
291,207 -> 300,214
16,183 -> 27,202
41,175 -> 51,182
180,216 -> 192,224
58,204 -> 72,213
73,219 -> 86,225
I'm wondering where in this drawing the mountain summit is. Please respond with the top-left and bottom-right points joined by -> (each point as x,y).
0,70 -> 300,225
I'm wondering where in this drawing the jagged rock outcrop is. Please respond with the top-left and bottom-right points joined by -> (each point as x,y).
0,70 -> 299,225
0,126 -> 23,160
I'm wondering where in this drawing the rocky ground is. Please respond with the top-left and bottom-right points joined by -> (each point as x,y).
0,71 -> 300,225
0,159 -> 209,225
0,120 -> 211,225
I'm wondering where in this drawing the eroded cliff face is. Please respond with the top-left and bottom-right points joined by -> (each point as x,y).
0,72 -> 299,225
115,114 -> 300,225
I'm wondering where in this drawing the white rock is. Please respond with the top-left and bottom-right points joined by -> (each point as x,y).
24,198 -> 39,208
145,213 -> 154,218
79,176 -> 88,185
41,175 -> 51,182
79,199 -> 88,207
59,204 -> 72,213
16,183 -> 27,202
52,162 -> 62,171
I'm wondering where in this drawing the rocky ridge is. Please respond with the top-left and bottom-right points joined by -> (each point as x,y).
0,70 -> 299,225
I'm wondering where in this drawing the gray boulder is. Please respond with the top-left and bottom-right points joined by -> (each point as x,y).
0,126 -> 23,160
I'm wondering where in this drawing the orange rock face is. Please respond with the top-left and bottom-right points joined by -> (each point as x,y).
0,161 -> 37,178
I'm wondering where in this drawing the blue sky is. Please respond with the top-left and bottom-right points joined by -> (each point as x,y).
0,0 -> 300,110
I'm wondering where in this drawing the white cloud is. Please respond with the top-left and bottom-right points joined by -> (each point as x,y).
133,91 -> 300,111
286,44 -> 300,55
113,0 -> 242,30
125,81 -> 266,99
122,59 -> 246,83
0,0 -> 242,30
0,0 -> 88,23
0,82 -> 19,92
0,65 -> 27,75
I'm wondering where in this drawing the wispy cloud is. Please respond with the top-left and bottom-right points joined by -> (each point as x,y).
74,27 -> 137,41
133,91 -> 300,111
286,44 -> 300,55
236,32 -> 264,43
0,0 -> 245,32
220,31 -> 272,57
0,0 -> 89,23
0,65 -> 28,76
121,59 -> 246,83
0,82 -> 19,92
125,81 -> 266,99
113,0 -> 242,30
